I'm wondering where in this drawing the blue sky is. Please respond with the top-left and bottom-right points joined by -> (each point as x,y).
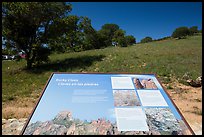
28,73 -> 182,125
69,2 -> 202,42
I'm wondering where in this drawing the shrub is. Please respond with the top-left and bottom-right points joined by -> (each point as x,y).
189,26 -> 199,35
141,36 -> 153,43
125,35 -> 136,45
172,27 -> 190,39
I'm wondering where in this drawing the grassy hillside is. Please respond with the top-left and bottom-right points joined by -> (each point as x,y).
2,35 -> 202,102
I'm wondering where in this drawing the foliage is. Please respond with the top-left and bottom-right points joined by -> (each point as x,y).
97,24 -> 120,47
48,16 -> 102,52
171,26 -> 190,39
141,36 -> 153,43
125,35 -> 136,45
189,26 -> 199,35
49,15 -> 82,53
79,17 -> 101,50
112,29 -> 127,47
199,29 -> 202,33
2,2 -> 137,62
2,48 -> 18,55
97,29 -> 111,47
2,2 -> 72,69
33,46 -> 51,66
153,36 -> 171,42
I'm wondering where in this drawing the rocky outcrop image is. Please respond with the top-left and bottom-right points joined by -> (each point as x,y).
133,78 -> 158,89
144,108 -> 191,135
22,110 -> 151,135
113,90 -> 141,106
23,110 -> 131,135
23,109 -> 192,135
24,111 -> 117,135
133,78 -> 144,89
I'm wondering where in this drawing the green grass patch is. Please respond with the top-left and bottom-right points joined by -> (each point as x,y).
2,35 -> 202,102
166,85 -> 174,89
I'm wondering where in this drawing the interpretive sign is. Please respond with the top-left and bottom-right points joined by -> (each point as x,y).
21,73 -> 195,135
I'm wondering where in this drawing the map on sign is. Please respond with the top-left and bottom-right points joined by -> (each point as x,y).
21,73 -> 194,135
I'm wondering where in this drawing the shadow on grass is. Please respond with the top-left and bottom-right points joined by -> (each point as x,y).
25,55 -> 105,74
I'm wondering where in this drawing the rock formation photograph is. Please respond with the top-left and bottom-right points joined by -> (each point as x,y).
113,90 -> 141,106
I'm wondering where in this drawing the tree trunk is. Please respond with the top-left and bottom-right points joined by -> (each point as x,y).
26,52 -> 32,69
27,59 -> 32,69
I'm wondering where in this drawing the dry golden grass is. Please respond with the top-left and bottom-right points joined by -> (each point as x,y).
2,94 -> 39,119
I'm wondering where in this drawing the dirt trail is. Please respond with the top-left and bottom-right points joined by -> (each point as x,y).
164,81 -> 202,135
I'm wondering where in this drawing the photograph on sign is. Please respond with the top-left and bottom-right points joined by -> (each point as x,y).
133,77 -> 158,89
21,73 -> 194,135
113,90 -> 141,106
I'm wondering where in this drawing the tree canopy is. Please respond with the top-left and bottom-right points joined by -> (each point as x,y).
125,35 -> 136,45
141,36 -> 153,43
171,27 -> 190,39
2,2 -> 139,69
98,24 -> 120,47
189,26 -> 199,35
2,2 -> 72,69
112,29 -> 127,47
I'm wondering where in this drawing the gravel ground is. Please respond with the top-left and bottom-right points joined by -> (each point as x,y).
2,118 -> 27,135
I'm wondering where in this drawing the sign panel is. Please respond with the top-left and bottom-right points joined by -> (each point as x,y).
21,73 -> 194,135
